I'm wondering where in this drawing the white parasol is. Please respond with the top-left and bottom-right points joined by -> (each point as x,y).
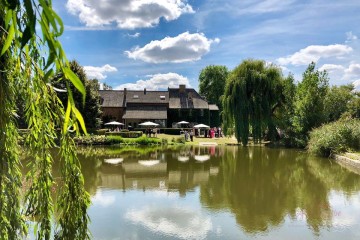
139,121 -> 159,126
193,124 -> 210,128
105,121 -> 124,125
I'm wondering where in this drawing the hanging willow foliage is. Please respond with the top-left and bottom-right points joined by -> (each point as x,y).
1,0 -> 90,239
223,59 -> 284,146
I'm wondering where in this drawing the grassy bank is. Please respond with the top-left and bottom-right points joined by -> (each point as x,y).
308,118 -> 360,157
73,133 -> 239,146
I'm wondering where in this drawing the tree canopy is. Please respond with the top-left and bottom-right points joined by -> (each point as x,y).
199,65 -> 229,112
1,1 -> 89,239
292,62 -> 329,146
53,60 -> 102,129
222,59 -> 284,145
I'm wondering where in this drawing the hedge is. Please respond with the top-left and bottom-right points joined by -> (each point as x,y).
105,131 -> 143,138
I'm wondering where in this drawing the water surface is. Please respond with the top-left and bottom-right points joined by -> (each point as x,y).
27,146 -> 360,239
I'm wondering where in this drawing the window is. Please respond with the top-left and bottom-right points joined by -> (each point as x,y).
160,95 -> 166,100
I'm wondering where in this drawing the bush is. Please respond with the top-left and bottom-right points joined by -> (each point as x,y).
96,129 -> 108,135
134,135 -> 160,145
74,135 -> 109,145
106,131 -> 143,138
106,135 -> 124,144
308,118 -> 360,157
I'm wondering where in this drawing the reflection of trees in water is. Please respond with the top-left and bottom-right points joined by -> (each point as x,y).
199,147 -> 360,235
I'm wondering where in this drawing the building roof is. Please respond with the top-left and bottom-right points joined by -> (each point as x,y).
126,90 -> 169,104
99,90 -> 124,107
123,106 -> 167,119
99,87 -> 217,110
208,104 -> 219,111
168,88 -> 209,109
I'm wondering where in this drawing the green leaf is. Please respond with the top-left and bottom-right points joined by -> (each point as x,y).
21,0 -> 36,49
63,67 -> 86,102
72,106 -> 87,135
1,23 -> 15,56
63,99 -> 71,133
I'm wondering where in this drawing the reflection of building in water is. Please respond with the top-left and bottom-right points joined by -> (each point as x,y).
96,151 -> 219,194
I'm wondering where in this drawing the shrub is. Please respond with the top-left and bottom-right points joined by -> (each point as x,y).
73,135 -> 109,145
162,128 -> 182,135
175,136 -> 186,144
106,135 -> 125,144
106,131 -> 143,138
134,136 -> 160,145
308,118 -> 360,157
96,129 -> 108,135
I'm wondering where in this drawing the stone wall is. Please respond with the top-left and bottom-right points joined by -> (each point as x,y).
333,154 -> 360,175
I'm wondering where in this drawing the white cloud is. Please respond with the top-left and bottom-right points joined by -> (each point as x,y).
84,64 -> 117,80
344,63 -> 360,77
114,72 -> 190,90
127,32 -> 141,38
319,64 -> 345,72
125,206 -> 212,239
346,31 -> 358,42
125,32 -> 220,63
91,190 -> 116,207
66,0 -> 194,29
242,0 -> 297,14
277,44 -> 353,65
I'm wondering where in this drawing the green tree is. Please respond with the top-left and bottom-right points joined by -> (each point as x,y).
53,60 -> 102,129
324,84 -> 354,122
293,62 -> 329,146
274,74 -> 297,145
102,82 -> 113,90
222,59 -> 284,145
1,1 -> 89,239
344,91 -> 360,119
199,65 -> 229,112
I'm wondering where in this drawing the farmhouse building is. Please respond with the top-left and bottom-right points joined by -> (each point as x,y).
99,85 -> 219,128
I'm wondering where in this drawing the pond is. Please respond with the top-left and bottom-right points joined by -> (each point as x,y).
27,146 -> 360,239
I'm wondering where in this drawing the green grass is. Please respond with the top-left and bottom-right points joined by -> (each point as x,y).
156,133 -> 238,145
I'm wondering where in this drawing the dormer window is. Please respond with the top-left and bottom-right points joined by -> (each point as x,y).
160,95 -> 166,100
133,95 -> 139,99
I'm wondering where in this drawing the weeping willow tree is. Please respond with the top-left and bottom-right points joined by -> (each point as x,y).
223,59 -> 284,146
1,1 -> 90,239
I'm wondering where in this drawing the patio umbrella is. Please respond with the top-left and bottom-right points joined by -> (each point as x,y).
105,121 -> 124,125
193,124 -> 210,128
139,121 -> 159,126
177,121 -> 189,125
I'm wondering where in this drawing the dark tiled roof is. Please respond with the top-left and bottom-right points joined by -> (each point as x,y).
208,104 -> 219,110
99,90 -> 124,107
126,90 -> 169,104
168,88 -> 209,109
123,106 -> 167,119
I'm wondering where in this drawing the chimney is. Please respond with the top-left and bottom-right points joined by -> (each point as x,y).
123,88 -> 127,107
179,84 -> 186,93
144,88 -> 147,95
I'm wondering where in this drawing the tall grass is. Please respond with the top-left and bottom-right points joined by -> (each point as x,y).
308,119 -> 360,157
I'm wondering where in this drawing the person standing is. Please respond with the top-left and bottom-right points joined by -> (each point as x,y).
190,129 -> 194,142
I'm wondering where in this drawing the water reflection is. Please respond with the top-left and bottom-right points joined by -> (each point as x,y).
73,146 -> 360,239
125,206 -> 212,239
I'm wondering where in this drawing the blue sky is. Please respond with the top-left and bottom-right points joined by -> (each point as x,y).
54,0 -> 360,91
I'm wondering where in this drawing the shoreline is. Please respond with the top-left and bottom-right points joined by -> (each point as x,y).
332,154 -> 360,175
